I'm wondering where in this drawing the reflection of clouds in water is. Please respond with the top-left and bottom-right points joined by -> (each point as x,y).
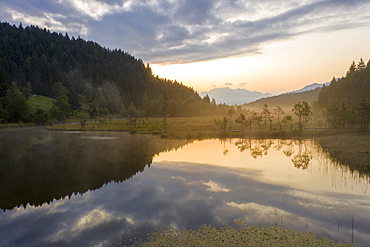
80,136 -> 119,140
204,181 -> 230,192
292,190 -> 369,211
171,176 -> 187,182
227,202 -> 287,218
1,160 -> 369,246
73,208 -> 114,233
226,201 -> 291,226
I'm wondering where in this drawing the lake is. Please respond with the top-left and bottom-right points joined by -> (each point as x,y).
0,129 -> 369,246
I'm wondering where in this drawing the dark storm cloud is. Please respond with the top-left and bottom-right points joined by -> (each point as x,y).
1,0 -> 369,63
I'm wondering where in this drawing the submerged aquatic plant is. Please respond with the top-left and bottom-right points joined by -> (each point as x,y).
124,220 -> 354,247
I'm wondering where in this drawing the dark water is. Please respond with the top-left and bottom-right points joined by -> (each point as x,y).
0,129 -> 369,246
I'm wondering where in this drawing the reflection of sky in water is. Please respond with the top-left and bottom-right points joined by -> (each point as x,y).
80,136 -> 119,140
154,139 -> 369,195
1,138 -> 369,246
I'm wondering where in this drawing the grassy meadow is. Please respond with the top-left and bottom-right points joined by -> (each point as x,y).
27,94 -> 54,111
45,115 -> 367,139
46,116 -> 225,139
45,116 -> 295,139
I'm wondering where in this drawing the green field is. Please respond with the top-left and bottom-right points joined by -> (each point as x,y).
46,116 -> 223,139
27,94 -> 54,111
46,116 -> 362,140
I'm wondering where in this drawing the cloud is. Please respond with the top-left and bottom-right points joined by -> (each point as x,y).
0,1 -> 89,35
204,180 -> 230,192
59,0 -> 131,21
0,0 -> 370,64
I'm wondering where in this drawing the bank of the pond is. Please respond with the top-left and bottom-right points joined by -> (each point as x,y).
0,123 -> 34,129
45,117 -> 368,140
315,132 -> 370,175
124,221 -> 355,247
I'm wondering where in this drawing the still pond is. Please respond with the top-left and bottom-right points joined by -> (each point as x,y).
0,129 -> 369,246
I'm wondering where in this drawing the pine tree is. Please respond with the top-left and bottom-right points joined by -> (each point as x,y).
346,61 -> 357,76
357,58 -> 366,71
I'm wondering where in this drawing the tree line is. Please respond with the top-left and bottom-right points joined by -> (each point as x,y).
215,101 -> 313,132
0,22 -> 230,123
318,58 -> 370,130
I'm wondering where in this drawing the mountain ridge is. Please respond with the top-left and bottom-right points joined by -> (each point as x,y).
200,81 -> 331,106
200,87 -> 271,105
242,87 -> 322,112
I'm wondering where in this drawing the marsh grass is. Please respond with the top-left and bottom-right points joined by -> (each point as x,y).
46,116 -> 224,139
46,116 -> 345,139
316,132 -> 370,176
120,220 -> 354,247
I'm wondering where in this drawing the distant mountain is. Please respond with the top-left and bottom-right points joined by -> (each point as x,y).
242,87 -> 322,112
287,81 -> 331,94
200,87 -> 271,105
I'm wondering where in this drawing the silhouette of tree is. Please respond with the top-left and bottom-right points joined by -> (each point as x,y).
292,101 -> 312,131
235,113 -> 246,131
282,115 -> 293,131
274,106 -> 284,131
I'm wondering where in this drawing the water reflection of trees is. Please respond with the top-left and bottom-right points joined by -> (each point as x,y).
291,140 -> 312,170
234,138 -> 297,161
0,129 -> 190,211
234,139 -> 273,159
232,138 -> 369,181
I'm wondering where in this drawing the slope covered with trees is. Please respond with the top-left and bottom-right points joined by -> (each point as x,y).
0,22 -> 226,123
318,59 -> 370,108
318,59 -> 370,129
242,87 -> 321,112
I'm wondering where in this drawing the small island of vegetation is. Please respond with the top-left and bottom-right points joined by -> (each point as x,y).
119,220 -> 354,247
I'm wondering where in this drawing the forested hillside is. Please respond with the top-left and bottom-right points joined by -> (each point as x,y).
242,87 -> 321,112
317,59 -> 370,129
0,22 -> 226,123
318,59 -> 370,108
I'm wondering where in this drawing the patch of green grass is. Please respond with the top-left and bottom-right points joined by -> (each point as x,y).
121,220 -> 354,247
46,116 -> 224,139
27,94 -> 54,111
46,116 -> 344,139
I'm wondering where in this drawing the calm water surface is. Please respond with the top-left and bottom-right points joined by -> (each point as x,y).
0,129 -> 369,246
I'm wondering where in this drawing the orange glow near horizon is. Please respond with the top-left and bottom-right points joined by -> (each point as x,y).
151,26 -> 370,94
153,139 -> 368,196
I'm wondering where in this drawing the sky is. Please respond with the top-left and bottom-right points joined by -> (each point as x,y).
1,0 -> 370,94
